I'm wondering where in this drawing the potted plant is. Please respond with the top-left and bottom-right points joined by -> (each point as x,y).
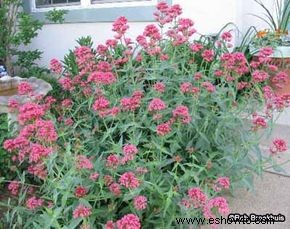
250,0 -> 290,94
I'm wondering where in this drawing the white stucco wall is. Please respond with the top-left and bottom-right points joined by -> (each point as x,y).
28,0 -> 276,67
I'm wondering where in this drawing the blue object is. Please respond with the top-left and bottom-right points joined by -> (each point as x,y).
0,65 -> 7,77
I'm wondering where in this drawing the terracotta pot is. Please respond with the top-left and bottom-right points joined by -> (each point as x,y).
269,56 -> 290,95
252,46 -> 290,95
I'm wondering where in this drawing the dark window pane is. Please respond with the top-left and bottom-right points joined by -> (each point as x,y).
36,0 -> 80,7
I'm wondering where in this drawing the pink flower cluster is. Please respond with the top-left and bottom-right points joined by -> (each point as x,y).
154,1 -> 182,25
136,24 -> 162,56
26,196 -> 44,210
121,144 -> 138,164
270,138 -> 288,154
112,16 -> 129,39
119,172 -> 140,189
4,93 -> 58,181
75,186 -> 88,198
18,82 -> 33,95
106,214 -> 141,229
93,96 -> 120,118
214,177 -> 230,192
76,155 -> 94,170
8,181 -> 20,196
180,82 -> 200,95
74,46 -> 96,74
220,52 -> 249,76
187,187 -> 207,208
18,102 -> 45,125
252,115 -> 267,130
156,122 -> 172,136
148,98 -> 166,112
182,186 -> 230,225
50,58 -> 63,74
172,105 -> 192,124
73,204 -> 92,219
133,195 -> 148,210
153,82 -> 166,93
252,70 -> 269,83
120,91 -> 143,112
88,71 -> 116,85
202,49 -> 215,62
166,18 -> 196,46
203,197 -> 230,219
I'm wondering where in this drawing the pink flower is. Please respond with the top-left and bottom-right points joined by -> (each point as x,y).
120,96 -> 141,112
89,172 -> 99,181
214,177 -> 230,192
73,204 -> 92,219
180,82 -> 192,93
26,196 -> 44,210
18,82 -> 33,95
203,197 -> 230,219
29,143 -> 52,163
201,82 -> 215,93
133,195 -> 147,210
272,71 -> 287,86
27,163 -> 47,180
75,186 -> 88,198
97,61 -> 112,72
190,43 -> 203,52
119,172 -> 140,189
76,155 -> 93,170
35,119 -> 58,142
106,154 -> 120,168
156,122 -> 172,136
93,97 -> 110,111
172,105 -> 192,124
148,98 -> 166,112
88,72 -> 116,85
104,175 -> 114,186
252,70 -> 269,83
252,116 -> 267,129
221,31 -> 232,42
153,82 -> 165,93
116,214 -> 141,229
201,49 -> 214,62
194,72 -> 203,80
18,102 -> 45,125
8,181 -> 20,196
106,221 -> 115,229
112,16 -> 129,37
50,58 -> 62,74
258,47 -> 273,57
270,138 -> 288,154
109,183 -> 121,196
121,144 -> 138,163
64,118 -> 74,126
59,77 -> 74,91
61,99 -> 73,108
143,24 -> 161,40
187,187 -> 207,208
8,99 -> 19,109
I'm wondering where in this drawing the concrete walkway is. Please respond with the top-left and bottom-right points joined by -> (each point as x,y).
224,172 -> 290,229
222,108 -> 290,229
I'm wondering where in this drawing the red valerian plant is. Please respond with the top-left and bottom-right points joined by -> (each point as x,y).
1,1 -> 289,228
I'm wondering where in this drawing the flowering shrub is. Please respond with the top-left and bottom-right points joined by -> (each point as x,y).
1,2 -> 289,228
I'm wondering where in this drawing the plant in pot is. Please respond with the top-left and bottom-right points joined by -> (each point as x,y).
250,0 -> 290,95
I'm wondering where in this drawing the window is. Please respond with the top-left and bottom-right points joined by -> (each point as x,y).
91,0 -> 151,4
36,0 -> 80,8
23,0 -> 172,23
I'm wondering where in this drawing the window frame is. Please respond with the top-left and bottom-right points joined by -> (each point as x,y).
23,0 -> 172,23
35,1 -> 81,9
